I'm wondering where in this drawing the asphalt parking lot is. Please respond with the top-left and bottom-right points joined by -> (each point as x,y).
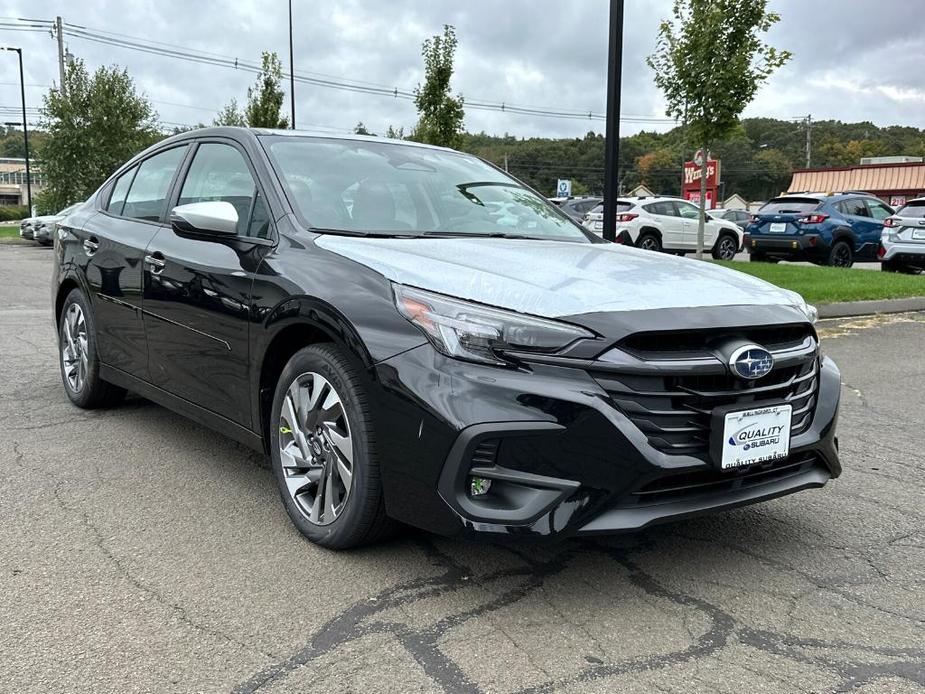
1,243 -> 922,694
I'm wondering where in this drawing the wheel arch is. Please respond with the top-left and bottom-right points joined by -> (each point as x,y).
830,227 -> 856,247
635,226 -> 663,247
254,296 -> 377,454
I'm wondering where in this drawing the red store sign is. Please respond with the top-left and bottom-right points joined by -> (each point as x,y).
682,159 -> 721,209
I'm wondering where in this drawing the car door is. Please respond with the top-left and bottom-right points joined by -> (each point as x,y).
863,200 -> 895,260
75,145 -> 189,379
674,200 -> 706,248
643,201 -> 683,248
142,139 -> 275,427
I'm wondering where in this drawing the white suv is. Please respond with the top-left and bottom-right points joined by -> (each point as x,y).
582,197 -> 743,259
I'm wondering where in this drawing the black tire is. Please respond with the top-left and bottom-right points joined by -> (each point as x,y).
270,343 -> 393,549
749,252 -> 779,263
637,232 -> 662,253
58,288 -> 126,409
826,240 -> 854,268
711,234 -> 739,260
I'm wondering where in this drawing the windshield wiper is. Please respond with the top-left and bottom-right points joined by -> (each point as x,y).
418,231 -> 554,240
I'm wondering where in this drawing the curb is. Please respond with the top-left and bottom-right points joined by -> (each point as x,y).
818,296 -> 925,319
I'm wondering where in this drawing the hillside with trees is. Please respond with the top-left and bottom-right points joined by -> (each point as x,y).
460,118 -> 925,202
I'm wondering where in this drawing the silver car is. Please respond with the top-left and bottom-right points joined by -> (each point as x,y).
31,203 -> 83,246
881,198 -> 925,273
19,218 -> 34,240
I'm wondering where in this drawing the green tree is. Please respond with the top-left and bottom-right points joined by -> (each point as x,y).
214,98 -> 247,127
636,148 -> 680,195
647,0 -> 790,258
354,122 -> 373,135
410,25 -> 465,149
245,52 -> 289,129
38,59 -> 159,213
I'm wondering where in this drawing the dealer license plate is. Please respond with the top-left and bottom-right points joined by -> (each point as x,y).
720,405 -> 792,469
912,229 -> 925,240
769,222 -> 787,233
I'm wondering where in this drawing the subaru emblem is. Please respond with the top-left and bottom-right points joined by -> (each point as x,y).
729,345 -> 774,380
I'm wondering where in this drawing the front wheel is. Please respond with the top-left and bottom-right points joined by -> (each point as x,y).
711,234 -> 739,260
270,344 -> 393,549
58,289 -> 125,408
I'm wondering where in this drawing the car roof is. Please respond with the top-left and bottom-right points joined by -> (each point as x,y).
158,126 -> 459,154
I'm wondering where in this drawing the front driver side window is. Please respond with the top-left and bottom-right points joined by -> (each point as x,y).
179,143 -> 268,237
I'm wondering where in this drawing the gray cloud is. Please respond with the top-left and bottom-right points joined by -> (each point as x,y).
2,0 -> 924,139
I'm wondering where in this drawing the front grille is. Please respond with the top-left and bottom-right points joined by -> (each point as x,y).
590,328 -> 819,460
619,324 -> 809,357
626,452 -> 821,505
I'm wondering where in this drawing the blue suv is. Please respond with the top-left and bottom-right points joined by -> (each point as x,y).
746,193 -> 894,267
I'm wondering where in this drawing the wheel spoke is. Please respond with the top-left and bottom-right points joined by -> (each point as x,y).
310,468 -> 325,522
281,392 -> 312,464
323,465 -> 336,521
326,427 -> 353,464
335,456 -> 353,489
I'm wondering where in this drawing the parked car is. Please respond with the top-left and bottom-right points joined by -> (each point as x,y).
708,207 -> 752,231
583,197 -> 743,259
19,217 -> 34,240
880,197 -> 925,273
746,193 -> 893,267
32,203 -> 83,246
53,128 -> 840,549
559,196 -> 602,223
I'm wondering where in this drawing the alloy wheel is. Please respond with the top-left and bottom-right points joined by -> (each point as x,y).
718,237 -> 737,260
277,372 -> 354,526
640,237 -> 660,251
61,303 -> 89,394
832,244 -> 852,267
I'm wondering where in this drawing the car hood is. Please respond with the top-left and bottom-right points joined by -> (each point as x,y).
316,236 -> 806,318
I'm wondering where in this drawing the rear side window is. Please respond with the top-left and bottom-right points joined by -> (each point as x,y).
644,201 -> 675,216
107,167 -> 136,216
837,199 -> 870,218
897,201 -> 925,218
590,203 -> 631,214
760,198 -> 821,214
123,146 -> 188,222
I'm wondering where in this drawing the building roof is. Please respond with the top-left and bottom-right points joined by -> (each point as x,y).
789,162 -> 925,195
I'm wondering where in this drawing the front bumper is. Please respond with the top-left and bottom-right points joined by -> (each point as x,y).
374,338 -> 841,539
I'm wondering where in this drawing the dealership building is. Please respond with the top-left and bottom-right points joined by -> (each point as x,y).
787,156 -> 925,208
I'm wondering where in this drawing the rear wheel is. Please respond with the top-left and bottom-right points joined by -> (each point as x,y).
711,234 -> 738,260
58,289 -> 125,408
637,233 -> 662,253
827,240 -> 854,268
270,344 -> 393,549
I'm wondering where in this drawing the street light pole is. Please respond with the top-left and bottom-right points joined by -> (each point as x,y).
288,0 -> 296,129
602,0 -> 625,243
2,47 -> 32,212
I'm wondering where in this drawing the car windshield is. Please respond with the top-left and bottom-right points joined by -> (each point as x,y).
897,201 -> 925,218
759,198 -> 821,215
263,136 -> 589,241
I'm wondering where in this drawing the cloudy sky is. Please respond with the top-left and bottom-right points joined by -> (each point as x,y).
2,0 -> 924,139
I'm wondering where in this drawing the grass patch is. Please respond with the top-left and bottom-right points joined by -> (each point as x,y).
714,261 -> 925,305
0,225 -> 22,239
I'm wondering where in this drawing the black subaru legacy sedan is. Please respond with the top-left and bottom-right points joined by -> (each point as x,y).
52,128 -> 840,549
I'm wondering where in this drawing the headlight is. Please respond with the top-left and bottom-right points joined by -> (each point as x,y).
393,284 -> 594,366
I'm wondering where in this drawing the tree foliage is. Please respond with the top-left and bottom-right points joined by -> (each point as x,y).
214,98 -> 247,127
647,0 -> 790,256
244,52 -> 289,129
410,25 -> 465,149
37,59 -> 159,213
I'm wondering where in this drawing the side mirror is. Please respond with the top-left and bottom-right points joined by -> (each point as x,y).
170,201 -> 239,237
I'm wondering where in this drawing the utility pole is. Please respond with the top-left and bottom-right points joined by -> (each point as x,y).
1,48 -> 32,212
55,16 -> 66,96
602,0 -> 625,243
288,0 -> 296,129
805,114 -> 812,169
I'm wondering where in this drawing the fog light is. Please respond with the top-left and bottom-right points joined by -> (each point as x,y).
469,476 -> 492,496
